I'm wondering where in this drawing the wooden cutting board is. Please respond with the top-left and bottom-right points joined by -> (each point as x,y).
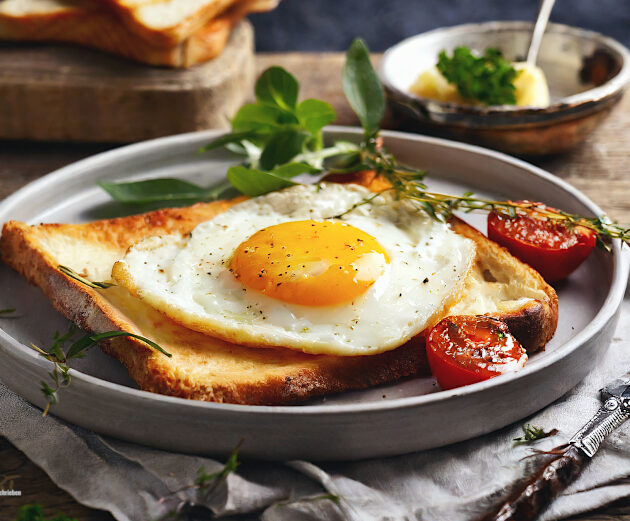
0,20 -> 254,143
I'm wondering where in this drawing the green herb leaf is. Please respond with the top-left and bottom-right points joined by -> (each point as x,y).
195,440 -> 242,489
342,38 -> 385,136
259,129 -> 310,170
513,423 -> 558,447
227,166 -> 298,196
99,178 -> 221,205
296,99 -> 336,134
231,103 -> 295,133
58,265 -> 115,289
33,324 -> 170,415
255,66 -> 299,110
0,307 -> 16,317
436,46 -> 520,106
272,162 -> 320,178
66,331 -> 172,359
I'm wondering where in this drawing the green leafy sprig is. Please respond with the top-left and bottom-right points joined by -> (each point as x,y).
97,38 -> 630,248
436,46 -> 521,105
513,424 -> 559,447
58,265 -> 115,289
195,440 -> 242,488
158,442 -> 243,521
32,324 -> 171,416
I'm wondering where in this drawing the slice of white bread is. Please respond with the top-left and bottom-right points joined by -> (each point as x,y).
0,0 -> 274,67
98,0 -> 279,46
0,185 -> 557,405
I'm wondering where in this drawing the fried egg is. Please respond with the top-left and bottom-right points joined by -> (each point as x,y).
112,183 -> 475,356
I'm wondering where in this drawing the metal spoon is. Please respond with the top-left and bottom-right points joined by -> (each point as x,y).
527,0 -> 556,65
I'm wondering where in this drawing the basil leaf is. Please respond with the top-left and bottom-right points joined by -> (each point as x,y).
324,151 -> 364,170
227,166 -> 298,196
342,38 -> 385,136
231,104 -> 294,133
273,162 -> 320,178
99,179 -> 229,204
255,66 -> 299,110
199,131 -> 260,152
259,130 -> 310,171
296,99 -> 336,134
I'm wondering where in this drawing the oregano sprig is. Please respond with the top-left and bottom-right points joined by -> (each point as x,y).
32,324 -> 171,416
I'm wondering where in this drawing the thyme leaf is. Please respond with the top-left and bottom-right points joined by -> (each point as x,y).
513,424 -> 559,447
195,440 -> 242,489
58,265 -> 115,289
157,441 -> 243,521
32,324 -> 171,416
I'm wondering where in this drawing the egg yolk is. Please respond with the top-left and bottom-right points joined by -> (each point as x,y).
229,220 -> 390,306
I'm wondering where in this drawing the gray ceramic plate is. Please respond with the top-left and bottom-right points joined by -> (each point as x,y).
0,128 -> 626,461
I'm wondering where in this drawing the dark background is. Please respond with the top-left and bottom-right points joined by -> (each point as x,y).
250,0 -> 630,52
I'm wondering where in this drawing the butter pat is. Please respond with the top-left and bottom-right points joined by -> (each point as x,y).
410,62 -> 550,107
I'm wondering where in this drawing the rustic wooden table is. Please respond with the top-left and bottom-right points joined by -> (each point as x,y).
1,52 -> 629,521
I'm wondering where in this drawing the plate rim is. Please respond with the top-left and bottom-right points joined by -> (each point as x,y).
0,126 -> 627,417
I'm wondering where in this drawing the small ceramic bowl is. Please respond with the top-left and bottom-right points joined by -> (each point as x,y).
379,21 -> 630,156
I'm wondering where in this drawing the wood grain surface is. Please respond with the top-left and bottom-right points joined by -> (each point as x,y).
0,21 -> 255,143
0,52 -> 629,521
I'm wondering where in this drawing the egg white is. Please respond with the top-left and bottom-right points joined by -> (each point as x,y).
112,183 -> 476,356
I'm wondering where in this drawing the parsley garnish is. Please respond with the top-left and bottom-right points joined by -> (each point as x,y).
436,46 -> 520,106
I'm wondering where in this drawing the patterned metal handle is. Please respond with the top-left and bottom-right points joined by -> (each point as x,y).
569,396 -> 630,457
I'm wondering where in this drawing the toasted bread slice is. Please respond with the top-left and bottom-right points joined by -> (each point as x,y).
97,0 -> 279,47
0,192 -> 557,405
0,0 -> 263,66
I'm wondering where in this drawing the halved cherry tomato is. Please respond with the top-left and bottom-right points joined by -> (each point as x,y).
426,315 -> 527,390
487,201 -> 596,282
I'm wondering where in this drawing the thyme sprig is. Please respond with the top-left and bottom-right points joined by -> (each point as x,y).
513,423 -> 559,447
158,441 -> 243,521
58,265 -> 116,289
97,37 -> 628,249
32,323 -> 171,416
360,178 -> 630,249
337,40 -> 630,249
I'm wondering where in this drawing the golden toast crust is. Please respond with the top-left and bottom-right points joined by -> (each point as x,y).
0,0 -> 262,67
0,206 -> 428,405
0,191 -> 558,405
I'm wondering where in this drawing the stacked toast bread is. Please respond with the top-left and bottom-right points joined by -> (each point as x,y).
0,176 -> 558,405
0,0 -> 279,66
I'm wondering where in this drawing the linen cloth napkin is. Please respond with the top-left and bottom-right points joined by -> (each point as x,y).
2,298 -> 630,521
